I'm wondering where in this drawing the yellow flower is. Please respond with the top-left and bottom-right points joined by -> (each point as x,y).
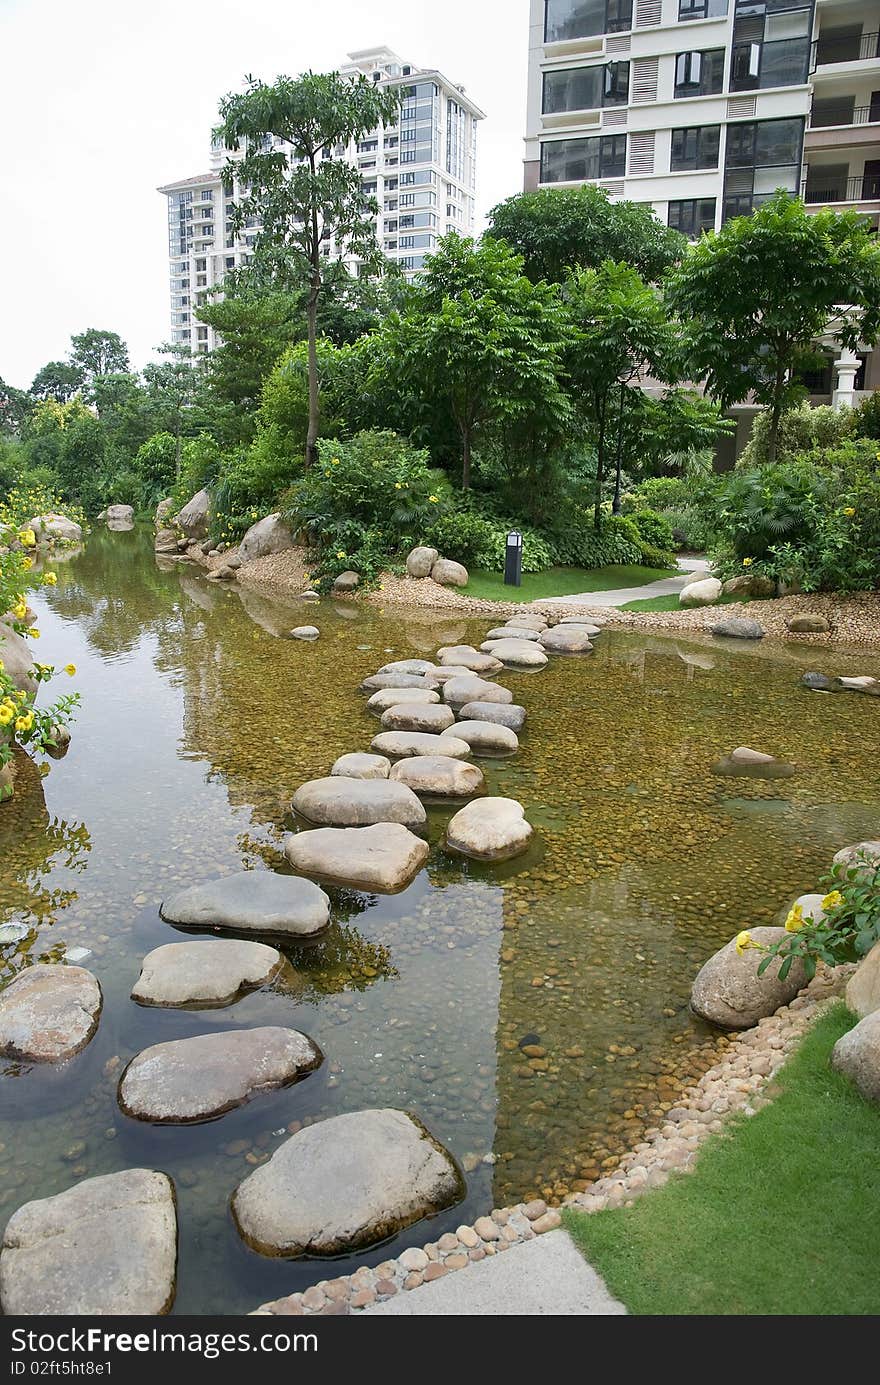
394,482 -> 402,490
17,529 -> 36,548
12,601 -> 27,620
42,572 -> 57,586
428,495 -> 439,503
64,663 -> 76,677
821,890 -> 843,912
784,903 -> 804,933
14,713 -> 33,733
0,659 -> 3,673
842,507 -> 855,518
27,628 -> 39,639
22,557 -> 32,570
735,930 -> 753,955
331,458 -> 340,466
336,551 -> 346,559
742,557 -> 753,567
0,707 -> 12,727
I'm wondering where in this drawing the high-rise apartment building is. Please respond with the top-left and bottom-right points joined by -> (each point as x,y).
159,47 -> 484,354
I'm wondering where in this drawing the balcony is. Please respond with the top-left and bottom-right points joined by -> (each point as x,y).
810,31 -> 880,71
808,102 -> 880,128
802,171 -> 880,203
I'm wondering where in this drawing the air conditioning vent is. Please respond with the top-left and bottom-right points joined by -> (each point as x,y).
635,0 -> 662,26
602,108 -> 628,126
606,35 -> 632,54
628,130 -> 656,174
600,179 -> 625,196
632,56 -> 659,103
727,95 -> 757,119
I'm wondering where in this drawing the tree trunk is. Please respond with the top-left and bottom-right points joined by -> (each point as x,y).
767,357 -> 787,465
305,286 -> 320,469
612,382 -> 625,514
462,429 -> 471,492
593,397 -> 606,532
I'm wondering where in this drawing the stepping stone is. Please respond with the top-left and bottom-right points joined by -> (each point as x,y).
379,702 -> 456,733
291,626 -> 319,640
371,731 -> 472,761
131,940 -> 282,1008
377,659 -> 436,676
485,626 -> 542,642
0,1169 -> 177,1316
0,964 -> 102,1062
361,672 -> 440,693
445,797 -> 533,861
330,752 -> 390,780
284,823 -> 429,893
481,639 -> 548,668
558,616 -> 603,630
231,1109 -> 463,1257
160,872 -> 330,940
458,701 -> 527,733
436,646 -> 503,675
507,614 -> 547,630
391,755 -> 485,800
118,1027 -> 321,1122
366,687 -> 441,713
539,626 -> 594,653
292,776 -> 426,829
443,676 -> 513,710
426,664 -> 486,683
444,720 -> 518,756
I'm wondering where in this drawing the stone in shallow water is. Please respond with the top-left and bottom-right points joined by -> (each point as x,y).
330,752 -> 390,780
485,626 -> 542,642
445,797 -> 533,861
444,720 -> 518,756
539,626 -> 594,654
376,659 -> 436,676
712,747 -> 795,779
360,672 -> 440,693
0,964 -> 102,1062
131,940 -> 282,1008
292,775 -> 426,829
390,755 -> 485,800
802,671 -> 836,692
284,823 -> 429,894
0,1169 -> 177,1315
160,872 -> 330,940
557,616 -> 603,632
366,687 -> 440,713
379,702 -> 456,734
508,613 -> 547,630
231,1108 -> 463,1257
436,645 -> 503,675
481,639 -> 549,668
443,676 -> 512,709
458,701 -> 527,733
119,1027 -> 321,1123
290,626 -> 319,640
371,731 -> 472,761
690,927 -> 807,1029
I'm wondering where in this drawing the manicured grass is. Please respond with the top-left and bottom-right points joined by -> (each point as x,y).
621,589 -> 754,613
565,1003 -> 880,1316
463,564 -> 675,603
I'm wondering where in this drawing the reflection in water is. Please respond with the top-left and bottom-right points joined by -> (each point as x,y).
0,525 -> 878,1311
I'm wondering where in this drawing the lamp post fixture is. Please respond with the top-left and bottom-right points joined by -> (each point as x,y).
504,530 -> 523,587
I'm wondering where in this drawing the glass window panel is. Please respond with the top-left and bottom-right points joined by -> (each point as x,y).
543,65 -> 604,113
545,0 -> 606,41
754,115 -> 803,165
753,164 -> 798,192
765,9 -> 809,39
670,125 -> 720,171
540,134 -> 626,182
759,37 -> 809,87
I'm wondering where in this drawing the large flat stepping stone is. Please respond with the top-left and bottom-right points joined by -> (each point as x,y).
426,663 -> 487,683
361,672 -> 440,693
481,639 -> 548,668
391,755 -> 485,800
446,796 -> 533,862
231,1108 -> 463,1257
558,616 -> 603,632
0,1169 -> 177,1315
285,823 -> 429,894
330,752 -> 391,779
539,626 -> 594,653
444,720 -> 518,756
0,964 -> 101,1062
443,676 -> 513,709
436,645 -> 503,675
366,687 -> 441,713
160,871 -> 330,940
118,1027 -> 321,1123
131,940 -> 282,1008
507,614 -> 547,630
377,659 -> 436,676
485,626 -> 542,642
459,700 -> 527,733
292,775 -> 426,829
380,702 -> 456,734
372,731 -> 472,760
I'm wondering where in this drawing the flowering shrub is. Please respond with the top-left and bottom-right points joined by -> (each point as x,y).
0,482 -> 86,536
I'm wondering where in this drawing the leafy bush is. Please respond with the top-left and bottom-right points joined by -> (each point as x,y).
738,403 -> 854,468
626,476 -> 689,511
425,503 -> 554,574
629,507 -> 676,555
852,391 -> 880,441
548,512 -> 643,568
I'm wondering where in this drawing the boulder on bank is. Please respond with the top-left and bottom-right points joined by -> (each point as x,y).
154,528 -> 179,554
390,755 -> 485,800
333,570 -> 360,593
690,926 -> 808,1029
445,797 -> 533,861
29,513 -> 83,545
160,871 -> 330,940
155,498 -> 174,527
292,775 -> 426,830
175,489 -> 210,541
0,1169 -> 177,1316
539,626 -> 593,654
846,942 -> 880,1019
0,964 -> 102,1062
709,617 -> 765,640
284,823 -> 429,893
444,720 -> 518,756
406,546 -> 439,579
786,614 -> 830,634
431,558 -> 468,587
231,1108 -> 463,1257
118,1027 -> 321,1123
722,573 -> 776,599
0,621 -> 37,697
238,513 -> 294,565
832,840 -> 880,881
443,676 -> 513,710
679,577 -> 722,607
831,1010 -> 880,1103
330,752 -> 391,780
380,702 -> 456,734
131,939 -> 282,1008
458,701 -> 527,733
372,731 -> 472,761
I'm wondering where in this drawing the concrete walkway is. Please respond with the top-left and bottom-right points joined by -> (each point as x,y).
359,1230 -> 626,1316
541,556 -> 709,609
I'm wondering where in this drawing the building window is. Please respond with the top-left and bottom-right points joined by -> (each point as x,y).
544,0 -> 633,42
540,134 -> 627,183
542,62 -> 629,114
730,2 -> 811,92
674,50 -> 725,98
723,115 -> 804,219
668,197 -> 716,236
670,125 -> 721,171
679,0 -> 728,19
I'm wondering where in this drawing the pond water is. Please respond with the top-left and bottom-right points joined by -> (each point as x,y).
1,526 -> 879,1313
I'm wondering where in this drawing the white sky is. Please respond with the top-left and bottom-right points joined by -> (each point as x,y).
0,0 -> 530,388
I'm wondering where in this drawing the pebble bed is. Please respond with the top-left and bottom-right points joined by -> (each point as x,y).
253,963 -> 852,1316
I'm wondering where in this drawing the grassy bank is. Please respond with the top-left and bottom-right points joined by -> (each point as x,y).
463,564 -> 675,603
565,1003 -> 880,1315
621,590 -> 753,613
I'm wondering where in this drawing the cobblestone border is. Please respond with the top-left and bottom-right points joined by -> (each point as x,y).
251,964 -> 852,1316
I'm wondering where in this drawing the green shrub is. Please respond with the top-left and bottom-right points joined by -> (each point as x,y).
548,512 -> 643,568
626,476 -> 688,511
852,391 -> 880,441
426,504 -> 554,573
629,507 -> 676,554
134,432 -> 178,502
738,403 -> 854,468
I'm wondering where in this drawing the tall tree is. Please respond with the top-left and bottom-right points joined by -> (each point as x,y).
215,70 -> 401,466
0,377 -> 33,434
668,193 -> 880,463
143,344 -> 204,481
29,360 -> 84,403
488,185 -> 686,285
69,328 -> 130,382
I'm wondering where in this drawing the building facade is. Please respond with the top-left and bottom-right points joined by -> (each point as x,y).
159,47 -> 483,354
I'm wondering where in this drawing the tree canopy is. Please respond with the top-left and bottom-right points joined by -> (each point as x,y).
69,328 -> 130,382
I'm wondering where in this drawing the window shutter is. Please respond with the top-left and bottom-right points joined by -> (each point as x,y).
602,107 -> 628,126
727,95 -> 757,118
628,130 -> 656,174
635,0 -> 662,26
631,56 -> 659,102
606,34 -> 632,54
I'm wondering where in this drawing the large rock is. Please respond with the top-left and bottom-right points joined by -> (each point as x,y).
238,513 -> 294,565
482,638 -> 549,668
154,498 -> 174,527
458,701 -> 527,733
105,503 -> 134,523
786,614 -> 830,634
444,720 -> 518,756
0,964 -> 102,1062
436,646 -> 503,675
709,617 -> 765,640
29,513 -> 82,545
118,1027 -> 321,1123
831,1010 -> 880,1103
690,927 -> 808,1029
836,675 -> 880,696
366,687 -> 440,714
832,840 -> 880,882
175,489 -> 210,540
377,659 -> 436,677
131,940 -> 282,1008
380,702 -> 456,734
361,672 -> 441,693
405,546 -> 439,578
231,1109 -> 463,1257
160,871 -> 330,940
446,797 -> 533,861
485,626 -> 542,642
292,776 -> 426,830
431,558 -> 468,587
154,528 -> 179,555
390,755 -> 485,800
372,731 -> 472,761
330,752 -> 391,780
846,942 -> 880,1019
333,570 -> 360,593
0,621 -> 37,697
680,577 -> 722,607
557,617 -> 602,633
0,1170 -> 177,1316
722,573 -> 776,599
443,676 -> 512,710
284,824 -> 429,894
539,626 -> 594,654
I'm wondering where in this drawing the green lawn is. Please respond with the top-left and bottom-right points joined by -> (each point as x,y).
565,1003 -> 880,1316
621,589 -> 754,613
463,564 -> 675,603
